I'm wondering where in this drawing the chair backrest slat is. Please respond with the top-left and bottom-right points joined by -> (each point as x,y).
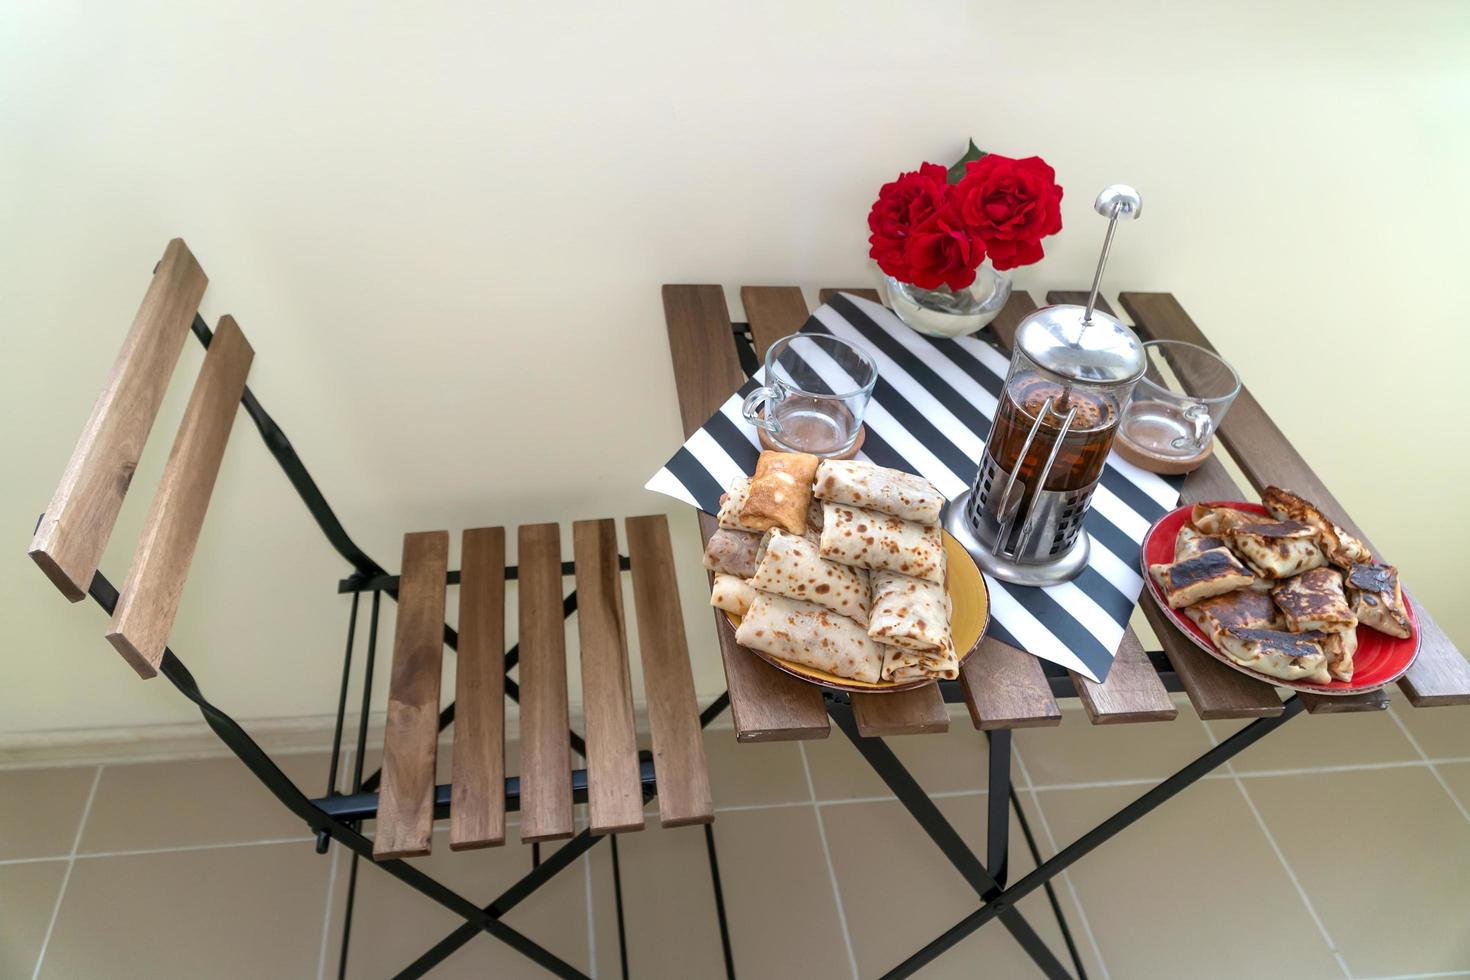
574,518 -> 645,835
374,531 -> 449,860
104,316 -> 254,678
30,239 -> 208,601
626,514 -> 712,827
517,522 -> 575,843
449,526 -> 507,850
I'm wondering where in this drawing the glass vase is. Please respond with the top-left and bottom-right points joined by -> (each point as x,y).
885,263 -> 1012,338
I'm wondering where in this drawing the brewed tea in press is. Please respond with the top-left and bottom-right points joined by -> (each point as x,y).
946,185 -> 1148,586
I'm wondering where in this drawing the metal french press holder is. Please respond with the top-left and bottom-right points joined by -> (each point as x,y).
944,185 -> 1148,586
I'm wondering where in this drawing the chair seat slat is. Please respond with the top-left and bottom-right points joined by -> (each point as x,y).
518,523 -> 575,843
31,238 -> 208,601
627,514 -> 713,827
574,519 -> 645,835
105,315 -> 253,678
375,531 -> 449,860
450,527 -> 506,850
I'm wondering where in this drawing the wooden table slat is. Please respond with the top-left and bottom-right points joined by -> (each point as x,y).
627,514 -> 714,827
518,523 -> 575,842
852,687 -> 950,736
1043,290 -> 1289,720
818,287 -> 882,306
1115,291 -> 1416,713
31,238 -> 209,602
573,519 -> 646,835
962,637 -> 1062,730
741,285 -> 809,358
374,531 -> 449,860
450,527 -> 506,850
662,285 -> 829,741
106,316 -> 253,678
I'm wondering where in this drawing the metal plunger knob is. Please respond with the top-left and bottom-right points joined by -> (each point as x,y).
1082,185 -> 1143,325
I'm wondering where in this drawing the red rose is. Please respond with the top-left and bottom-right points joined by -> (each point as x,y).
866,163 -> 949,282
904,210 -> 985,291
953,155 -> 1063,271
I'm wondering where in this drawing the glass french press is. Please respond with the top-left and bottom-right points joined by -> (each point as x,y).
945,185 -> 1147,587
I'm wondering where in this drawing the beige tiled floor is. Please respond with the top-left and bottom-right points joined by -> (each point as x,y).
4,701 -> 1469,979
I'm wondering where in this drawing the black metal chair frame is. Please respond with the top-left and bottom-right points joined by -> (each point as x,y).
53,309 -> 1308,980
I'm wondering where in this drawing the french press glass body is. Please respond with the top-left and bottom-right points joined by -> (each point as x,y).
945,185 -> 1147,586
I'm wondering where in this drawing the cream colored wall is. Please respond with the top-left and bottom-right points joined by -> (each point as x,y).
3,1 -> 1467,742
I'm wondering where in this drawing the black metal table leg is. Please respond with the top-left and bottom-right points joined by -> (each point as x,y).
882,697 -> 1306,978
1011,787 -> 1087,980
827,700 -> 1070,980
985,729 -> 1012,889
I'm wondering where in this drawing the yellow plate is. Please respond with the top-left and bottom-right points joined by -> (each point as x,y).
724,531 -> 990,694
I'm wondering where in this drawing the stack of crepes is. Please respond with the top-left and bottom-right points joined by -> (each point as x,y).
701,450 -> 957,685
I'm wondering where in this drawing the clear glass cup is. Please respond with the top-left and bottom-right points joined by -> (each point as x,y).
741,333 -> 878,456
1118,340 -> 1241,462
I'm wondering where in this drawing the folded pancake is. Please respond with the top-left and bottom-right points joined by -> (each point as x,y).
1175,524 -> 1226,562
867,570 -> 951,655
717,478 -> 762,533
1271,568 -> 1357,633
1149,547 -> 1255,608
738,451 -> 820,535
814,459 -> 945,526
1321,628 -> 1358,683
1215,627 -> 1332,684
750,529 -> 870,626
709,574 -> 756,617
1345,562 -> 1412,639
1262,486 -> 1372,568
734,593 -> 884,684
1191,504 -> 1263,535
1184,589 -> 1283,641
1226,521 -> 1328,579
819,502 -> 946,585
703,528 -> 761,578
880,639 -> 960,682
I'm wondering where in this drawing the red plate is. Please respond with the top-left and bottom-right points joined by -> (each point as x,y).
1142,501 -> 1420,695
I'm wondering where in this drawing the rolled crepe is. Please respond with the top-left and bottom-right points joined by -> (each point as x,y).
880,641 -> 959,682
738,451 -> 819,535
750,529 -> 870,626
717,477 -> 762,533
709,574 -> 757,617
819,502 -> 946,585
703,528 -> 761,578
867,570 -> 951,655
735,593 -> 884,684
815,460 -> 945,526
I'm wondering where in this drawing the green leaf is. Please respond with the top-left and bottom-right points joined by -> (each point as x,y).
947,139 -> 986,184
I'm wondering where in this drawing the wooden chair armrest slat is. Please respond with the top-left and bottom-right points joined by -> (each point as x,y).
31,238 -> 208,601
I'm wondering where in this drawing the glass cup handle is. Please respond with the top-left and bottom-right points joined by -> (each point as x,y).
741,386 -> 781,433
1173,402 -> 1211,451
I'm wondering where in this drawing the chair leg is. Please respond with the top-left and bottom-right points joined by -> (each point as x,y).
337,850 -> 361,980
704,823 -> 736,979
611,834 -> 630,980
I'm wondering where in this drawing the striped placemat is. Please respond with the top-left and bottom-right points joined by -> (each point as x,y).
646,292 -> 1182,682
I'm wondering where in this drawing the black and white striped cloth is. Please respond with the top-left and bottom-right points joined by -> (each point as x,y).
647,292 -> 1182,682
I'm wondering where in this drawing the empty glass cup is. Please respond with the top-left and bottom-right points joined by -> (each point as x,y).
1117,341 -> 1240,473
741,333 -> 878,457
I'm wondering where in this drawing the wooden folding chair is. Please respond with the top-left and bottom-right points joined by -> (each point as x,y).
28,240 -> 734,979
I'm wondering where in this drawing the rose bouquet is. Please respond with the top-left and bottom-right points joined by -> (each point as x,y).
867,142 -> 1063,336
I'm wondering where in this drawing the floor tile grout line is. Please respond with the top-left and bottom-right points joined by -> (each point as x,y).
1198,719 -> 1350,979
316,835 -> 342,980
317,746 -> 352,980
31,763 -> 102,980
1386,707 -> 1470,826
1013,745 -> 1111,980
797,742 -> 859,980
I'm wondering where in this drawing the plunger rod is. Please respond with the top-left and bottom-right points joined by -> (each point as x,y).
1082,201 -> 1123,326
